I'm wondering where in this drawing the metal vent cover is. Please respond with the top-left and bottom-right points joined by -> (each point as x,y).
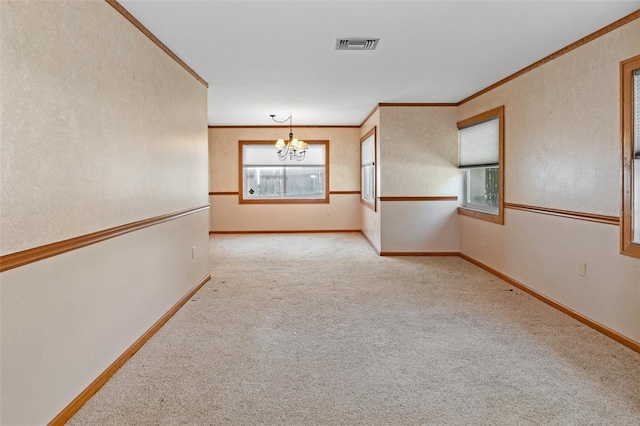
336,38 -> 379,50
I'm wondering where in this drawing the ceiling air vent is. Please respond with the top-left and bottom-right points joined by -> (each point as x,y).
336,38 -> 379,51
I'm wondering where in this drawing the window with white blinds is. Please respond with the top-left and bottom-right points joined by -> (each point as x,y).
456,106 -> 504,224
459,117 -> 499,168
239,141 -> 329,204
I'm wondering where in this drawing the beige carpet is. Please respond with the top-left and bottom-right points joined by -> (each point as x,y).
69,233 -> 640,425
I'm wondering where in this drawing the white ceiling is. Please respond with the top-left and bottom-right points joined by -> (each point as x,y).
119,1 -> 640,126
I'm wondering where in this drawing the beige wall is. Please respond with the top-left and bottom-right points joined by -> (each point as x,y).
458,21 -> 640,216
458,20 -> 640,343
378,106 -> 461,253
2,4 -> 636,424
379,107 -> 461,197
209,127 -> 361,232
0,1 -> 208,255
0,2 -> 210,424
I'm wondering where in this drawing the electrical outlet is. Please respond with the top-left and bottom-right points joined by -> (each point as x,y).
327,210 -> 331,217
192,246 -> 196,259
577,261 -> 586,277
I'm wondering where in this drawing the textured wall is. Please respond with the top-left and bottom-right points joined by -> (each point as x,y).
209,126 -> 361,232
0,1 -> 208,255
0,2 -> 210,424
210,127 -> 359,192
379,107 -> 461,197
376,106 -> 461,253
458,20 -> 640,344
458,20 -> 640,216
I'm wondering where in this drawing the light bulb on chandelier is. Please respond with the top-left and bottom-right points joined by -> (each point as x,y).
270,114 -> 308,161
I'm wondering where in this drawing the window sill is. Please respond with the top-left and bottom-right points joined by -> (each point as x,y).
239,197 -> 329,205
621,241 -> 640,259
458,206 -> 504,225
360,198 -> 376,212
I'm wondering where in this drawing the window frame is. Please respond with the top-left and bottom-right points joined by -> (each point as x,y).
360,127 -> 377,211
621,54 -> 640,258
457,105 -> 505,225
238,140 -> 330,204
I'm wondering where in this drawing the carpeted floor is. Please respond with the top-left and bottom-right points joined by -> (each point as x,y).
69,233 -> 640,425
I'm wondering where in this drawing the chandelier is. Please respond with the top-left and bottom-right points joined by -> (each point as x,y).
270,114 -> 307,161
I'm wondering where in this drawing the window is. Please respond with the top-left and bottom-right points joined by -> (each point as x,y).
360,127 -> 376,211
621,55 -> 640,258
457,106 -> 504,224
239,141 -> 329,204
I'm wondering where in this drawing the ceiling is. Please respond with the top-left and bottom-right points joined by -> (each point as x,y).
119,1 -> 640,126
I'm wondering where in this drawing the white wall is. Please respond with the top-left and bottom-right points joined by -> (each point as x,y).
458,20 -> 640,343
380,201 -> 460,253
0,2 -> 210,424
461,211 -> 640,339
1,210 -> 210,425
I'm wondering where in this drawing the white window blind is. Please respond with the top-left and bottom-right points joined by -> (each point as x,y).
361,133 -> 375,166
459,117 -> 499,168
634,69 -> 639,159
243,144 -> 325,166
241,142 -> 327,201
